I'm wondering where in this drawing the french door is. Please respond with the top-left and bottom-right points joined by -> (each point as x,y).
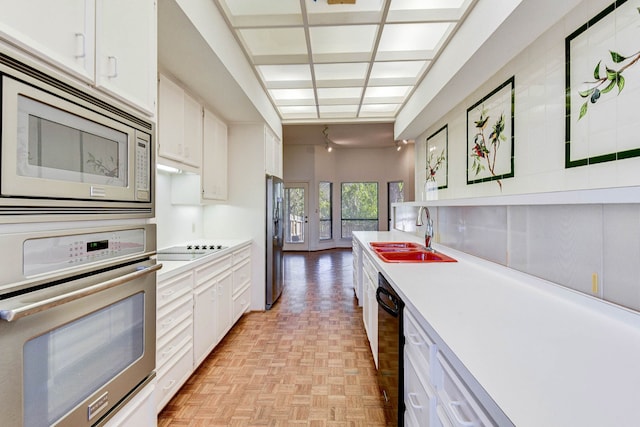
283,182 -> 309,251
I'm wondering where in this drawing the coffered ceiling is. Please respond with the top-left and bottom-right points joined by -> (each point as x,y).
213,0 -> 477,123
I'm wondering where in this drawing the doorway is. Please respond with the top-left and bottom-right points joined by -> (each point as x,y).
284,182 -> 309,251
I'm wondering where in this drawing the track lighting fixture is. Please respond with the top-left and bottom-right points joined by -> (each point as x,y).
323,125 -> 334,153
395,141 -> 402,151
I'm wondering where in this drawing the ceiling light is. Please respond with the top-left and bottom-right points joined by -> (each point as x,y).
396,141 -> 402,151
402,139 -> 408,144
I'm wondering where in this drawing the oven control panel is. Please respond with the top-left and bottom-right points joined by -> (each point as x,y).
23,228 -> 146,277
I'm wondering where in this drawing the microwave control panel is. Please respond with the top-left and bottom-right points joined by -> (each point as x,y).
135,132 -> 151,201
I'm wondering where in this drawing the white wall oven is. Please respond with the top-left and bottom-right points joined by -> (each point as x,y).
0,53 -> 153,222
0,224 -> 158,427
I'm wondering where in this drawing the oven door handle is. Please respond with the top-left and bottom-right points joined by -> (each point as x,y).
0,263 -> 162,322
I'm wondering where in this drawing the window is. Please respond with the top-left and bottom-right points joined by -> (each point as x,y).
341,182 -> 378,238
387,181 -> 405,228
319,182 -> 332,240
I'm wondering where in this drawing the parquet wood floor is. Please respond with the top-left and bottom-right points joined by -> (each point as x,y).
158,249 -> 387,427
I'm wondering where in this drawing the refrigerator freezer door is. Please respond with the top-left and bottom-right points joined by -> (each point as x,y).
266,176 -> 284,309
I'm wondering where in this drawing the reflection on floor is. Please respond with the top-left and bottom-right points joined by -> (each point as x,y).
158,249 -> 387,426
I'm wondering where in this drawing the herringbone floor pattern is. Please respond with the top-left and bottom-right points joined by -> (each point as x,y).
158,249 -> 387,426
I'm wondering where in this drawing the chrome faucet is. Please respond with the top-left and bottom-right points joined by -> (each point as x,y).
416,206 -> 434,251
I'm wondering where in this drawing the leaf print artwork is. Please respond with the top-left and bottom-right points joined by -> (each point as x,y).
470,106 -> 506,190
566,1 -> 640,168
577,8 -> 640,120
466,76 -> 514,187
427,149 -> 445,182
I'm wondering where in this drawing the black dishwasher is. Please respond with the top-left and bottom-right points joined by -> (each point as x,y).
376,272 -> 404,426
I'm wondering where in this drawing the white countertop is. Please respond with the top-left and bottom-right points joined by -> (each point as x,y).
156,239 -> 251,278
354,231 -> 640,427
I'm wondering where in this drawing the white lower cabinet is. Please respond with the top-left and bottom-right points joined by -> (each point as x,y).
405,351 -> 438,427
404,308 -> 497,427
193,254 -> 232,367
362,252 -> 378,367
103,380 -> 156,427
435,353 -> 493,427
156,243 -> 252,414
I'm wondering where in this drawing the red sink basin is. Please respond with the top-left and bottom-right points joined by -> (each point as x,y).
369,242 -> 457,263
369,242 -> 424,250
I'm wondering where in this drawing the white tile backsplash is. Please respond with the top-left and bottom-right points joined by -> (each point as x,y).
422,203 -> 639,312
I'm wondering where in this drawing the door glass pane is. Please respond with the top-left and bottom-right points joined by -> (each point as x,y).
23,293 -> 144,426
319,182 -> 332,240
285,187 -> 305,244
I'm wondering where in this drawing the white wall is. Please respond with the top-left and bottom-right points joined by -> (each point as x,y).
414,0 -> 637,199
155,171 -> 204,249
401,0 -> 640,313
203,124 -> 266,311
284,143 -> 415,250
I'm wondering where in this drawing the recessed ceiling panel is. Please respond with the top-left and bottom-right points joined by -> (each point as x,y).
309,25 -> 378,55
239,28 -> 308,56
213,0 -> 477,123
314,62 -> 369,81
258,65 -> 312,83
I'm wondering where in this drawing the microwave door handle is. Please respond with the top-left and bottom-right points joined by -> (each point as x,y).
0,263 -> 162,322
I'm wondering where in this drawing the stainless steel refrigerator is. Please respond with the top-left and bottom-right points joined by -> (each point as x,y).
266,175 -> 284,309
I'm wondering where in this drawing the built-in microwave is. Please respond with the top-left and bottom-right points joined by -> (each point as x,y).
0,55 -> 154,221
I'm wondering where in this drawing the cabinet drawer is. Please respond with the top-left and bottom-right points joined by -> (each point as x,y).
157,294 -> 192,341
157,271 -> 192,310
405,310 -> 437,383
156,343 -> 193,413
405,351 -> 438,427
233,245 -> 251,264
232,286 -> 251,323
157,319 -> 192,372
194,254 -> 232,285
362,253 -> 377,282
436,353 -> 494,427
232,259 -> 251,294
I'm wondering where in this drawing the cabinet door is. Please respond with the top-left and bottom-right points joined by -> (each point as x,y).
182,92 -> 203,169
0,0 -> 94,81
95,0 -> 157,115
193,280 -> 217,367
264,127 -> 282,178
202,109 -> 228,201
216,271 -> 233,341
158,74 -> 185,164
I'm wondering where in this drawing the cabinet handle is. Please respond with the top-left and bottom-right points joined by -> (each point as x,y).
408,392 -> 423,409
408,332 -> 425,346
107,55 -> 118,78
74,33 -> 86,58
161,345 -> 175,358
449,401 -> 475,427
162,379 -> 176,391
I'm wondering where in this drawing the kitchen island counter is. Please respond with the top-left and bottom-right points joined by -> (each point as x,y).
354,230 -> 640,427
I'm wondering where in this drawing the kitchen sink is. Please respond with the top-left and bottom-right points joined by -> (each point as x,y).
369,242 -> 457,263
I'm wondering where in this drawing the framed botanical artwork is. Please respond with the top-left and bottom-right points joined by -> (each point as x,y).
426,124 -> 448,190
467,76 -> 515,190
566,0 -> 640,168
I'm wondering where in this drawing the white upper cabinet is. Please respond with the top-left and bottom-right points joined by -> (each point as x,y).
158,73 -> 202,173
0,0 -> 95,81
265,126 -> 282,178
95,0 -> 157,115
0,0 -> 156,115
202,109 -> 228,201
